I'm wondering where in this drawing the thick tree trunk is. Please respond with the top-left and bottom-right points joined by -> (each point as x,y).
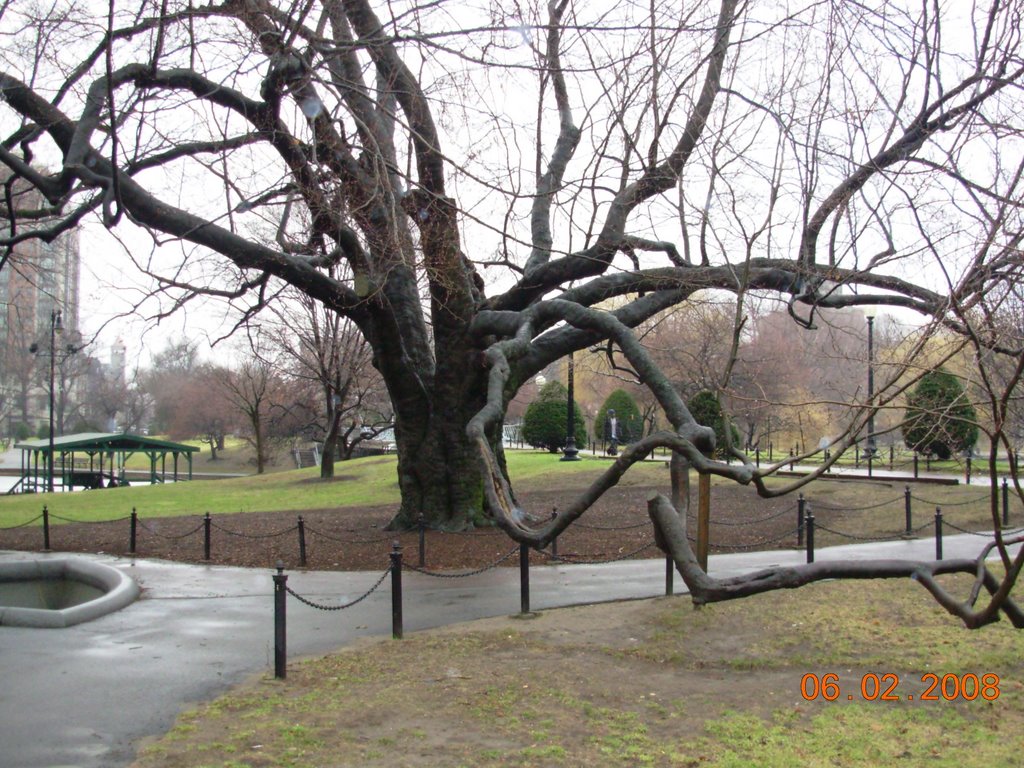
320,410 -> 342,479
389,393 -> 498,531
253,418 -> 266,474
376,318 -> 503,530
320,440 -> 336,478
363,243 -> 495,529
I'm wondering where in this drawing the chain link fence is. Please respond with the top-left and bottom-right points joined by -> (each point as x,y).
2,475 -> 1020,571
285,567 -> 391,611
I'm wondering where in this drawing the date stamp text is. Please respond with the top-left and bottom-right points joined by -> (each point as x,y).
800,672 -> 1000,702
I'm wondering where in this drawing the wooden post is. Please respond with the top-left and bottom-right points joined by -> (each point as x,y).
697,473 -> 711,572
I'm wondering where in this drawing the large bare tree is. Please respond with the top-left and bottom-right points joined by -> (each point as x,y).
2,1 -> 1023,624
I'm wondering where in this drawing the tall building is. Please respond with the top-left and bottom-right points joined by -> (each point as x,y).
0,178 -> 82,436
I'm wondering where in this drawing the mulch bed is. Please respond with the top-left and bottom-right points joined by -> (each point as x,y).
0,483 -> 799,572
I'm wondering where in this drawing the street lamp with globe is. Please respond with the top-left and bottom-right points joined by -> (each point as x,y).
864,307 -> 877,461
29,309 -> 81,492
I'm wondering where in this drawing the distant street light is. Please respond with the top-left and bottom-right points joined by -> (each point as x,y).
561,351 -> 580,461
28,310 -> 63,492
29,309 -> 80,492
865,308 -> 877,461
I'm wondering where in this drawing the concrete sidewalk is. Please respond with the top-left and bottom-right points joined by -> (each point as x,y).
0,533 -> 1018,768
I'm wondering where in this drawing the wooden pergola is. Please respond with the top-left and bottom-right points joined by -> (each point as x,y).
14,433 -> 199,493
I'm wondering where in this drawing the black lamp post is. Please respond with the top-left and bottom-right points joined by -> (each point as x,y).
29,309 -> 80,492
29,309 -> 63,492
865,310 -> 877,460
561,351 -> 580,461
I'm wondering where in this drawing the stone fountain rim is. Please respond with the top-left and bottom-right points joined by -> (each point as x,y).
0,556 -> 140,628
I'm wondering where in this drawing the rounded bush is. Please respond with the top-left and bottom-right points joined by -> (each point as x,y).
688,390 -> 739,458
522,382 -> 587,452
901,368 -> 978,459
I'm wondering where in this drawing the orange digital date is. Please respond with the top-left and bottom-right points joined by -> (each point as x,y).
800,672 -> 1000,702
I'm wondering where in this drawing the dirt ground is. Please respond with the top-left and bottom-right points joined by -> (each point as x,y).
0,483 -> 799,571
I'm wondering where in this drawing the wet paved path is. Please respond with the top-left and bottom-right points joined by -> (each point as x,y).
0,533 -> 1019,767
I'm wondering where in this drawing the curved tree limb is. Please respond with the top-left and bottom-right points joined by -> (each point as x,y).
646,493 -> 1023,628
525,0 -> 581,275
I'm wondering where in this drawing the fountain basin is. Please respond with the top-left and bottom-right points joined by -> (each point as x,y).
0,558 -> 140,628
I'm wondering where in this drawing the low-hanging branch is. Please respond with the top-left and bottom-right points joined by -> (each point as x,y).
646,492 -> 1024,629
468,295 -> 1024,629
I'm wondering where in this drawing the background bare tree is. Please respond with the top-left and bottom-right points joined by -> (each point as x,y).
261,288 -> 390,476
116,369 -> 153,434
142,338 -> 200,436
2,1 -> 1023,623
52,344 -> 88,433
216,344 -> 284,474
164,364 -> 236,460
731,306 -> 877,453
1,303 -> 38,435
81,361 -> 129,432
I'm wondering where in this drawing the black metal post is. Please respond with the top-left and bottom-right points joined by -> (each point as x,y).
297,515 -> 307,567
868,453 -> 873,478
561,351 -> 580,461
46,310 -> 61,492
889,445 -> 894,471
390,541 -> 403,639
130,507 -> 137,554
665,556 -> 674,596
1003,478 -> 1010,527
965,456 -> 972,485
797,493 -> 805,546
935,508 -> 943,560
203,512 -> 212,560
914,452 -> 919,478
417,512 -> 426,567
806,513 -> 815,564
866,313 -> 876,463
273,562 -> 287,679
904,486 -> 912,535
42,504 -> 50,550
855,445 -> 860,468
519,543 -> 530,614
755,448 -> 760,467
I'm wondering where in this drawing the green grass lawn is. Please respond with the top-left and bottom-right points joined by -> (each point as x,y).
799,450 -> 1015,477
1,455 -> 393,525
3,449 -> 1017,530
119,436 -> 256,474
0,452 -> 670,526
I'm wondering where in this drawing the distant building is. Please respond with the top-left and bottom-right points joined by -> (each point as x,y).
110,337 -> 127,383
0,177 -> 82,436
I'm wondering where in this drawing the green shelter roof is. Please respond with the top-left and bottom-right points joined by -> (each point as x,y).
15,433 -> 200,454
